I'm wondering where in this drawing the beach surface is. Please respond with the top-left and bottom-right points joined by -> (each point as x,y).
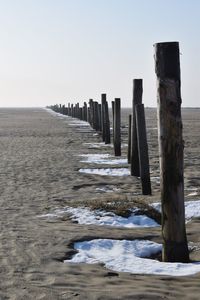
0,107 -> 200,300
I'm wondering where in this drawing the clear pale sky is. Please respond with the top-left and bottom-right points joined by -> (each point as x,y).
0,0 -> 199,107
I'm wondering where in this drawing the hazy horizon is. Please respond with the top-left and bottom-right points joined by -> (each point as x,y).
0,0 -> 199,108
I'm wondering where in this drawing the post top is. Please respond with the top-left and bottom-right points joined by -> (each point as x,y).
153,41 -> 179,47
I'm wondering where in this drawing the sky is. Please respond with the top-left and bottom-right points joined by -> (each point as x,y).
0,0 -> 199,108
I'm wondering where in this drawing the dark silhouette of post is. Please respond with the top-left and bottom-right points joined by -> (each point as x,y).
83,102 -> 87,121
135,103 -> 151,195
101,94 -> 106,141
104,101 -> 110,144
131,79 -> 142,176
111,101 -> 115,144
89,99 -> 94,128
93,101 -> 99,131
154,41 -> 189,263
127,114 -> 132,163
98,104 -> 102,131
114,98 -> 121,156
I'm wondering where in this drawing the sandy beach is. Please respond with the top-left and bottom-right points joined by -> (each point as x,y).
0,107 -> 200,300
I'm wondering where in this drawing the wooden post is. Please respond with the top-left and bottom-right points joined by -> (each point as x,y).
112,101 -> 115,144
80,107 -> 83,120
68,103 -> 71,116
154,41 -> 189,263
93,101 -> 99,131
101,94 -> 106,141
89,99 -> 94,127
88,107 -> 91,124
98,104 -> 102,131
71,104 -> 74,117
114,98 -> 121,156
104,101 -> 110,144
84,102 -> 87,121
135,104 -> 151,195
127,114 -> 132,163
131,79 -> 142,176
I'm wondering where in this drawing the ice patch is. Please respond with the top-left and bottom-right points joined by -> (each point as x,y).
152,200 -> 200,221
65,239 -> 200,276
79,154 -> 127,165
44,108 -> 69,119
40,206 -> 158,228
68,121 -> 90,127
95,186 -> 120,193
79,168 -> 130,176
64,207 -> 159,228
84,143 -> 128,149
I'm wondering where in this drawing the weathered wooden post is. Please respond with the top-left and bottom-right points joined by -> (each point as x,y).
127,114 -> 132,163
68,103 -> 71,116
135,103 -> 151,195
114,98 -> 121,156
101,94 -> 106,141
93,101 -> 99,131
71,104 -> 74,117
154,41 -> 189,262
89,99 -> 94,128
88,107 -> 91,124
98,104 -> 102,131
80,107 -> 83,120
131,79 -> 142,176
112,101 -> 115,144
104,101 -> 111,144
83,102 -> 87,121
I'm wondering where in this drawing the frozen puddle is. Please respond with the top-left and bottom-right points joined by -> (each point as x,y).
79,168 -> 130,176
65,239 -> 200,276
79,154 -> 128,165
152,200 -> 200,221
40,206 -> 159,228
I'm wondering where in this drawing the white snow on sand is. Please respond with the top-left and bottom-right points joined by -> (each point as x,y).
64,207 -> 159,228
65,239 -> 200,276
40,206 -> 158,228
68,120 -> 91,127
84,142 -> 128,149
188,192 -> 198,196
44,108 -> 70,119
152,200 -> 200,221
79,154 -> 128,165
95,186 -> 120,193
79,168 -> 130,176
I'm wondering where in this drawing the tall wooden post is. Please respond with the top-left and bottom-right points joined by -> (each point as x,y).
135,103 -> 151,195
127,114 -> 132,163
93,101 -> 99,131
88,107 -> 91,124
71,104 -> 74,117
84,102 -> 88,121
112,101 -> 115,144
114,98 -> 121,156
131,79 -> 142,176
104,101 -> 110,144
101,94 -> 106,141
154,41 -> 189,263
89,99 -> 94,128
98,104 -> 102,132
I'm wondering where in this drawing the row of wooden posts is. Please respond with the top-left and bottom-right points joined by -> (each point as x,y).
49,42 -> 189,263
50,80 -> 151,196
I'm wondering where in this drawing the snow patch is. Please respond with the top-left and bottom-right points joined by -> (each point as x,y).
79,168 -> 130,176
65,239 -> 200,276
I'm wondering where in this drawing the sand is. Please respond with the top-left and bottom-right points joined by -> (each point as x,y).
0,107 -> 200,300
